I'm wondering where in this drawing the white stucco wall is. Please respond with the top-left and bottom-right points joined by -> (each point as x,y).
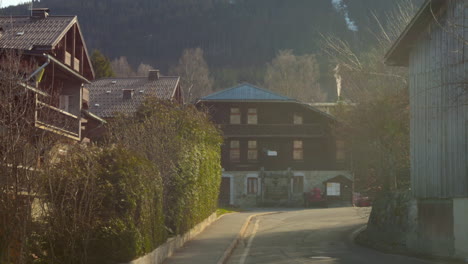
223,170 -> 352,207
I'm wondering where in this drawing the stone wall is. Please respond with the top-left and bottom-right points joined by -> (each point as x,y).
222,170 -> 352,207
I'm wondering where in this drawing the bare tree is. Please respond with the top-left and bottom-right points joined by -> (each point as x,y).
264,50 -> 326,102
0,51 -> 60,263
39,145 -> 103,264
136,63 -> 154,76
170,48 -> 214,102
111,56 -> 136,77
321,1 -> 418,194
321,0 -> 417,103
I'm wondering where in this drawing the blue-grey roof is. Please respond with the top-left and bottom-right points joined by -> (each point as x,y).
200,83 -> 294,101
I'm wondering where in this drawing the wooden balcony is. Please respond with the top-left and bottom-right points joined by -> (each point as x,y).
82,87 -> 89,108
219,124 -> 324,138
35,101 -> 80,141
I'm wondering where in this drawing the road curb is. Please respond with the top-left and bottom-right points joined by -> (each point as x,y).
348,224 -> 367,243
216,211 -> 280,264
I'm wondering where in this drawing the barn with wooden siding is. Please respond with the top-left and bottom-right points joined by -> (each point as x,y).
385,0 -> 468,258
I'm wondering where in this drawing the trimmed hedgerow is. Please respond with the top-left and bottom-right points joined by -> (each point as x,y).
88,147 -> 166,264
111,99 -> 222,236
39,146 -> 165,264
37,100 -> 221,264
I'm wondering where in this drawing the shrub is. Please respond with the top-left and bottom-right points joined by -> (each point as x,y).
40,146 -> 165,264
110,99 -> 222,235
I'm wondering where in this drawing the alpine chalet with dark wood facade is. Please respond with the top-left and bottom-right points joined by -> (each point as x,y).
198,83 -> 352,207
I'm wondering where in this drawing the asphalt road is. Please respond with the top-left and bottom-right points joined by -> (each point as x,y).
227,207 -> 448,264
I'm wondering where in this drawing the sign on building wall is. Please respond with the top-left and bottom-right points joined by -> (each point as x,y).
327,182 -> 340,196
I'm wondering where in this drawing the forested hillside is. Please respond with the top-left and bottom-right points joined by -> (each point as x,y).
1,0 -> 421,96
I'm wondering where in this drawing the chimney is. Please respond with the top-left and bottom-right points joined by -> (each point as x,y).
148,70 -> 160,81
123,89 -> 134,100
31,8 -> 50,19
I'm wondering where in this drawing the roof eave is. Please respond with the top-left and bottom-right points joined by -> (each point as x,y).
50,17 -> 95,80
384,0 -> 446,66
197,99 -> 296,103
46,54 -> 91,84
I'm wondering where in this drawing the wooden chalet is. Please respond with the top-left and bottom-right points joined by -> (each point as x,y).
85,70 -> 182,139
197,83 -> 352,207
0,8 -> 103,141
385,0 -> 468,258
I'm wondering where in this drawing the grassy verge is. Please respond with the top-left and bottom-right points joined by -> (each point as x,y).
216,207 -> 243,217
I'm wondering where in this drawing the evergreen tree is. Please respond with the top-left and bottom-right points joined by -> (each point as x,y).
91,50 -> 115,79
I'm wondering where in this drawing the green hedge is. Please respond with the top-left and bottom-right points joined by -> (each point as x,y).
37,100 -> 221,264
39,146 -> 165,264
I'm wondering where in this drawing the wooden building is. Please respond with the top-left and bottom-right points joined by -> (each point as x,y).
0,8 -> 103,142
86,70 -> 182,139
385,0 -> 468,258
198,83 -> 352,207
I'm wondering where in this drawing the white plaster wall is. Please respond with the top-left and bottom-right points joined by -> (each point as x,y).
224,170 -> 352,206
454,198 -> 468,258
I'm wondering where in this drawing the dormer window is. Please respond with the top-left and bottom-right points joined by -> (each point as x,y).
247,108 -> 257,124
293,113 -> 303,125
230,107 -> 241,124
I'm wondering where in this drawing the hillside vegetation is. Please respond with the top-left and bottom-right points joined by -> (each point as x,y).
2,0 -> 421,95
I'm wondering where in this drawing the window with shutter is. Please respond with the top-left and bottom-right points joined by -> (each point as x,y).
230,140 -> 240,162
293,140 -> 303,160
247,108 -> 257,124
247,140 -> 258,161
230,108 -> 241,124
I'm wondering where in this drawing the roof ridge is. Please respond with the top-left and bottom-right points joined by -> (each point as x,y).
202,82 -> 293,101
93,76 -> 179,81
241,82 -> 292,100
0,15 -> 76,18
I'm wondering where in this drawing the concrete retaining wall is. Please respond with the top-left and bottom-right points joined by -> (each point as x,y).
126,212 -> 218,264
358,191 -> 417,252
453,198 -> 468,258
359,193 -> 468,260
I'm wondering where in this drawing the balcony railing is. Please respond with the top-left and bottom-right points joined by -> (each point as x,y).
219,124 -> 324,138
35,101 -> 80,140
